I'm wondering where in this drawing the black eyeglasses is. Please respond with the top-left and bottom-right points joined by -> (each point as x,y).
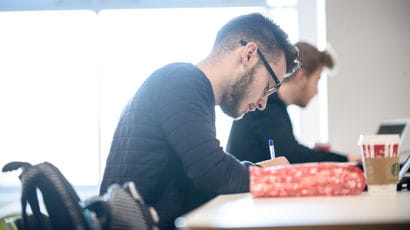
240,40 -> 281,96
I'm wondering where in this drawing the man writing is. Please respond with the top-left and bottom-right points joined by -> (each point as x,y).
99,13 -> 299,229
227,42 -> 361,163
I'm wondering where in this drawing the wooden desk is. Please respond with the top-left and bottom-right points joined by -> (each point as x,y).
175,192 -> 410,230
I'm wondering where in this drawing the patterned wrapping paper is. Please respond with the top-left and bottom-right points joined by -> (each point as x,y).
250,163 -> 366,197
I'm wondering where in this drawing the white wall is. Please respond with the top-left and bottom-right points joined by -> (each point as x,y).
296,0 -> 330,148
326,0 -> 410,154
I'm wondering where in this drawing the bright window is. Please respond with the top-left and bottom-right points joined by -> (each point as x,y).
0,11 -> 100,186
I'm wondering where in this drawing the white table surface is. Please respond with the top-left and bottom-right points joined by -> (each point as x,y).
176,192 -> 410,230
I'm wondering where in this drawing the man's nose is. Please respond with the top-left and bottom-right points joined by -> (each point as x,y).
256,95 -> 268,111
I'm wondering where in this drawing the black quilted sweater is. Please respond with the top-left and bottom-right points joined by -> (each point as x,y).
99,63 -> 254,230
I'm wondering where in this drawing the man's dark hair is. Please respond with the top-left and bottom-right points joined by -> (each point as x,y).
295,41 -> 334,77
213,12 -> 299,76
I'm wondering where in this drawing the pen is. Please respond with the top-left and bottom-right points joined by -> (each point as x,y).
269,139 -> 276,159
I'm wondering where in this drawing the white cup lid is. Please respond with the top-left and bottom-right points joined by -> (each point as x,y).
358,134 -> 400,145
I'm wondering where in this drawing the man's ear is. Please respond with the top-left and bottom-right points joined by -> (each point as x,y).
294,69 -> 308,88
241,42 -> 258,65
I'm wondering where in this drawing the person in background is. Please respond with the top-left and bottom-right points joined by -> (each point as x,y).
226,41 -> 361,164
99,13 -> 300,230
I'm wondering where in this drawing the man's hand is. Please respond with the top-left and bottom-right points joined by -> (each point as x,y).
347,154 -> 362,163
257,156 -> 289,168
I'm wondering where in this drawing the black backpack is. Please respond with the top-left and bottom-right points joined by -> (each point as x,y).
2,161 -> 159,230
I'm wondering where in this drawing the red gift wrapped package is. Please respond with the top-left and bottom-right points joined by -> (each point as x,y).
250,163 -> 365,197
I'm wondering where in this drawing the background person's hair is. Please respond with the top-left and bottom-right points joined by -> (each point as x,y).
212,13 -> 299,76
295,41 -> 334,77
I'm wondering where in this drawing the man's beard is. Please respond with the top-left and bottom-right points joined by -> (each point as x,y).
219,66 -> 257,119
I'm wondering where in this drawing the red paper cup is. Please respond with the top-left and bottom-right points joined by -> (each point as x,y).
358,134 -> 400,194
